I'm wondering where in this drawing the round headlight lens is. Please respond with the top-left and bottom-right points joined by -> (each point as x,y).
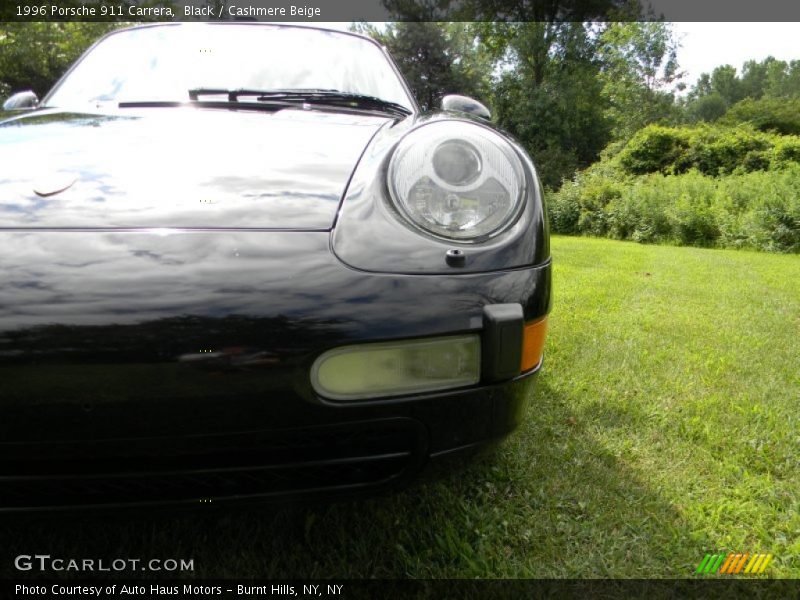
387,122 -> 525,241
432,140 -> 482,186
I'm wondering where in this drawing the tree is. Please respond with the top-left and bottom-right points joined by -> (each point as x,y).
766,59 -> 800,98
356,22 -> 490,111
479,22 -> 613,188
481,21 -> 684,185
0,23 -> 122,99
739,57 -> 774,100
709,64 -> 744,106
598,22 -> 683,139
686,93 -> 727,123
377,0 -> 648,187
685,56 -> 800,124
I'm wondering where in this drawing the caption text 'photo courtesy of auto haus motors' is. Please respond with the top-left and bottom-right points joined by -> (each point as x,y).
0,23 -> 550,511
14,583 -> 344,597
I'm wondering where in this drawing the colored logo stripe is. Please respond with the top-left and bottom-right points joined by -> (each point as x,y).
695,554 -> 712,574
732,553 -> 749,574
709,554 -> 726,573
719,554 -> 736,574
695,552 -> 773,575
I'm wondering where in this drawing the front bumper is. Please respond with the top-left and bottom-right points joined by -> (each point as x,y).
0,230 -> 550,511
0,368 -> 540,512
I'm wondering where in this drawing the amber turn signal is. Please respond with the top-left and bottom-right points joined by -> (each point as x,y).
521,317 -> 548,371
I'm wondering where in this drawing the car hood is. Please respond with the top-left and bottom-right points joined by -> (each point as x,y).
0,107 -> 391,229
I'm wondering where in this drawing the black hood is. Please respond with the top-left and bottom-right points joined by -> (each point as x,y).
0,107 -> 391,229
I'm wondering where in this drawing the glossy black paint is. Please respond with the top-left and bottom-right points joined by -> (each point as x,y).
0,108 -> 389,229
0,24 -> 551,510
0,230 -> 550,436
0,229 -> 550,509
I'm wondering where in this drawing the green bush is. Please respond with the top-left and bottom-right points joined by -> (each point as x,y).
547,165 -> 800,253
617,125 -> 690,175
737,170 -> 800,252
685,127 -> 772,176
548,167 -> 624,236
722,97 -> 800,136
615,124 -> 799,177
546,182 -> 581,235
604,172 -> 719,246
773,137 -> 800,167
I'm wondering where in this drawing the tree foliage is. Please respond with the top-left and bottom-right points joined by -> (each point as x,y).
468,21 -> 681,187
721,97 -> 800,136
354,22 -> 491,111
0,23 -> 122,99
598,22 -> 682,139
486,23 -> 612,188
685,57 -> 800,124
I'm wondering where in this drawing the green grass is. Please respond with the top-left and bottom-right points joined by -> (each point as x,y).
2,236 -> 798,579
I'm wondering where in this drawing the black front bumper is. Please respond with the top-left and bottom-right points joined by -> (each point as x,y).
0,370 -> 539,512
0,230 -> 549,511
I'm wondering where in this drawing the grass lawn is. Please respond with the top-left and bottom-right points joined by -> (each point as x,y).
2,236 -> 798,579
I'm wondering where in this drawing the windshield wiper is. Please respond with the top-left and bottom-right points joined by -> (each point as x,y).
187,88 -> 412,118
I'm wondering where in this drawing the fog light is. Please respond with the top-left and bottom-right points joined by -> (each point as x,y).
311,335 -> 481,401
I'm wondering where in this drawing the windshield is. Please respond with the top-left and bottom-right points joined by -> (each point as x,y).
44,24 -> 415,111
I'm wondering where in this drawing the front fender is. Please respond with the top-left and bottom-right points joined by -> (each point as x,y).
332,113 -> 550,275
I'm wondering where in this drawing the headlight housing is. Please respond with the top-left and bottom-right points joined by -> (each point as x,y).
387,122 -> 526,242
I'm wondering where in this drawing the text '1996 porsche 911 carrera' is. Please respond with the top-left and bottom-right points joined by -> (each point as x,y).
0,23 -> 551,511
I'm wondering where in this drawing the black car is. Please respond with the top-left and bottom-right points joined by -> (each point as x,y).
0,23 -> 551,511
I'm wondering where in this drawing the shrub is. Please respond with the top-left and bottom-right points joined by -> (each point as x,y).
722,96 -> 800,136
547,182 -> 581,235
615,124 -> 799,177
547,165 -> 800,253
604,172 -> 719,246
772,137 -> 800,168
683,127 -> 772,176
737,170 -> 800,252
617,125 -> 690,175
551,122 -> 800,253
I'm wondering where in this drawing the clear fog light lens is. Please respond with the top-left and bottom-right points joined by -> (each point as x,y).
310,335 -> 481,401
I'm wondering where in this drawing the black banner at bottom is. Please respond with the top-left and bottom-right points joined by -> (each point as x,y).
4,579 -> 799,600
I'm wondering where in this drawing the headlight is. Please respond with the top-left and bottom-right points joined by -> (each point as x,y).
387,122 -> 526,241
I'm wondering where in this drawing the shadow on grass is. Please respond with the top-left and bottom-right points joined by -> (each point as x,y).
0,378 -> 711,580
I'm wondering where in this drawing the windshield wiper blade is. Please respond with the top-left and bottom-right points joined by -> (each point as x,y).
187,88 -> 411,117
263,91 -> 412,117
188,88 -> 283,101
